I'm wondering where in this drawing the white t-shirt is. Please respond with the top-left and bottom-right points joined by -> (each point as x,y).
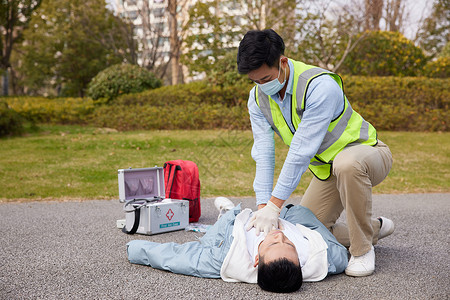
244,215 -> 310,267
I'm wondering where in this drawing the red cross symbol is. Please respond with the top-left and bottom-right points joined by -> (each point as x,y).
166,209 -> 174,221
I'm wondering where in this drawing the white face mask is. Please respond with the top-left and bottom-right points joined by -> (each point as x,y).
258,58 -> 286,96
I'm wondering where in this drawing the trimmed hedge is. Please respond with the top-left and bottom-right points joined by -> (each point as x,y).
90,102 -> 249,131
3,76 -> 449,132
4,96 -> 95,124
342,76 -> 449,131
112,81 -> 251,107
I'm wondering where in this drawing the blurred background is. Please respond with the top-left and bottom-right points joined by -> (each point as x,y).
0,0 -> 447,96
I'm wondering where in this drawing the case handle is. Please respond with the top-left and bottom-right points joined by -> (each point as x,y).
122,200 -> 144,234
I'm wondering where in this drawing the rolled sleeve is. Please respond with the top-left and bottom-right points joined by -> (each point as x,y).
247,87 -> 276,205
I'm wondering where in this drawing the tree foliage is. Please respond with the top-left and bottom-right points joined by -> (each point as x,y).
13,0 -> 134,97
205,49 -> 251,87
291,0 -> 367,72
181,1 -> 239,74
0,0 -> 42,95
416,0 -> 450,57
181,0 -> 296,75
341,31 -> 426,76
0,0 -> 42,70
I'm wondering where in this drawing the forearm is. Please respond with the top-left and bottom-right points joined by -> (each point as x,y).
272,76 -> 343,200
248,89 -> 276,206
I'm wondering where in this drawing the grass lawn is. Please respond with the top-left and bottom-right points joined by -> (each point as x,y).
0,125 -> 449,202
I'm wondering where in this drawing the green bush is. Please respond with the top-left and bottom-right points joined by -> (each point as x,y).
3,76 -> 448,132
4,96 -> 95,124
342,31 -> 427,76
0,100 -> 24,137
206,49 -> 252,87
112,80 -> 253,107
342,76 -> 449,131
87,64 -> 162,101
422,56 -> 450,78
89,102 -> 249,131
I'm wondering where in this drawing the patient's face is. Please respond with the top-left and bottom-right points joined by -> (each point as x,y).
257,229 -> 299,265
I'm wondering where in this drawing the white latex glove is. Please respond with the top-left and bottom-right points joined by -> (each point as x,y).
246,201 -> 281,236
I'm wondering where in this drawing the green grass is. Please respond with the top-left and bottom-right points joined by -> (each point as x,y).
0,125 -> 449,202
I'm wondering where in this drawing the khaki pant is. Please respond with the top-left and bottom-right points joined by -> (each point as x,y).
300,140 -> 393,257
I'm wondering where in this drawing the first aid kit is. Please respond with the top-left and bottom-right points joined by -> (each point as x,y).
118,167 -> 189,235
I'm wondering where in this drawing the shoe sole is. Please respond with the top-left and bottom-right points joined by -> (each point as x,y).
345,268 -> 374,277
379,218 -> 395,239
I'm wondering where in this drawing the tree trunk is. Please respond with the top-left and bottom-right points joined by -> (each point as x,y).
2,69 -> 9,96
364,0 -> 383,30
168,0 -> 179,85
385,0 -> 404,32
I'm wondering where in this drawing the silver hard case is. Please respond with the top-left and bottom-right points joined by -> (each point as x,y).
118,167 -> 189,235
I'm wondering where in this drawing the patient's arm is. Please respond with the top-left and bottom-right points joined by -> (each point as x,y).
126,240 -> 223,278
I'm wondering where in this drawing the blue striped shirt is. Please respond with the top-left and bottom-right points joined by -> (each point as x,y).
247,60 -> 345,205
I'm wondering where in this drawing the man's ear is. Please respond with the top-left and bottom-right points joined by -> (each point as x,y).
280,56 -> 288,67
254,255 -> 259,267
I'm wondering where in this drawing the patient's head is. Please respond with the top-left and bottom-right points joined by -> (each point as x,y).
255,229 -> 303,293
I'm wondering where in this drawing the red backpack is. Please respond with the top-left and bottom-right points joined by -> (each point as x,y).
163,160 -> 201,223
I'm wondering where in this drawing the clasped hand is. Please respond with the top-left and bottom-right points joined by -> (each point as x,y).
246,201 -> 281,236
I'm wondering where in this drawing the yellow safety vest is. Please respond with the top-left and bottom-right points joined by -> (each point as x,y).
255,59 -> 377,180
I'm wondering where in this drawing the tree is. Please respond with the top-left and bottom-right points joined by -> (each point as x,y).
416,0 -> 450,57
422,41 -> 450,78
342,0 -> 411,35
294,0 -> 415,72
384,0 -> 407,32
0,0 -> 42,96
291,0 -> 368,72
364,0 -> 383,30
13,0 -> 133,96
168,0 -> 179,85
341,30 -> 426,76
133,1 -> 167,75
182,0 -> 296,76
168,0 -> 190,85
129,0 -> 187,85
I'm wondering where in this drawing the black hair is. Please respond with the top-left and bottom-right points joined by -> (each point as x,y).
237,29 -> 285,74
257,257 -> 303,293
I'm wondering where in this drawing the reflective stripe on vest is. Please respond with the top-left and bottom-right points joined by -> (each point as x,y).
255,59 -> 377,180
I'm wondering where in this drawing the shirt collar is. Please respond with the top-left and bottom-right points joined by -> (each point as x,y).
285,59 -> 294,96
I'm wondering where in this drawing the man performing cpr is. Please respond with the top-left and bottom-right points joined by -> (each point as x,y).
238,29 -> 394,277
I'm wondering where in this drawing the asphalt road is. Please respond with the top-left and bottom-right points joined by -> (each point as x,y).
1,193 -> 449,300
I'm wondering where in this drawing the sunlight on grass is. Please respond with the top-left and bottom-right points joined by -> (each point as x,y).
0,125 -> 448,201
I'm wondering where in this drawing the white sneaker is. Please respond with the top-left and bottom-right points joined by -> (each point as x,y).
214,197 -> 235,220
378,217 -> 395,240
345,246 -> 375,277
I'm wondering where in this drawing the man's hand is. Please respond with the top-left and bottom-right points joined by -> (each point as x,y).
246,201 -> 282,236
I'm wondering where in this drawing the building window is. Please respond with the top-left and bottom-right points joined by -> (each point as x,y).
153,8 -> 165,18
155,22 -> 165,32
128,10 -> 138,20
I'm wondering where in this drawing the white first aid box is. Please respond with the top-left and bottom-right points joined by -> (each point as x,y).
118,167 -> 189,235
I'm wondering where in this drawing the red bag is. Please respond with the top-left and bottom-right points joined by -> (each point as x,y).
163,160 -> 201,222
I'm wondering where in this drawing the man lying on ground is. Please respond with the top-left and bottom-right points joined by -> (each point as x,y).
127,198 -> 351,293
